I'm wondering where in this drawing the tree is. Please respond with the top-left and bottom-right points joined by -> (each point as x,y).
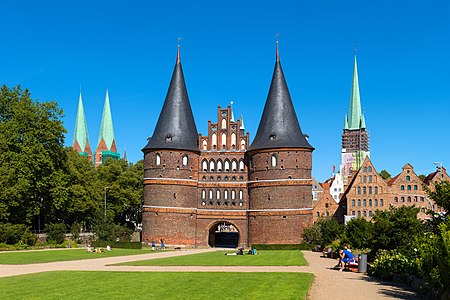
344,217 -> 374,249
371,206 -> 423,254
425,180 -> 450,213
0,85 -> 67,225
379,170 -> 391,180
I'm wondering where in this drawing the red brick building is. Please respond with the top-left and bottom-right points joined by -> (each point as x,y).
142,45 -> 314,247
338,157 -> 449,222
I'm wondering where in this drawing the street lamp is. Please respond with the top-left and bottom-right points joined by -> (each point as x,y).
434,162 -> 443,180
104,187 -> 109,216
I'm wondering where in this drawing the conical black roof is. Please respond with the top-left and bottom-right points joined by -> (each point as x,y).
143,48 -> 199,152
248,48 -> 313,152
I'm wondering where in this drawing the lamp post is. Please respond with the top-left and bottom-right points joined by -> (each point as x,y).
434,162 -> 443,180
104,187 -> 109,216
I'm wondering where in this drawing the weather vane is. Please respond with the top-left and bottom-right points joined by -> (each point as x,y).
276,33 -> 280,44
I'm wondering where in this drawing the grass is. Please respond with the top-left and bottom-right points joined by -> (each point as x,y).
0,248 -> 154,264
0,271 -> 314,299
119,250 -> 307,266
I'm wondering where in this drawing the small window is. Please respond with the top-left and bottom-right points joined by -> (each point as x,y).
363,187 -> 366,195
232,160 -> 237,171
401,197 -> 405,202
369,211 -> 373,217
368,199 -> 372,206
221,119 -> 227,129
239,160 -> 244,171
316,212 -> 320,217
401,185 -> 405,190
231,190 -> 236,200
374,199 -> 378,206
374,187 -> 378,195
407,196 -> 411,202
362,176 -> 367,183
201,190 -> 206,199
368,187 -> 372,194
182,155 -> 188,166
357,187 -> 361,195
380,199 -> 384,206
368,175 -> 372,183
407,185 -> 411,191
271,154 -> 277,167
224,190 -> 228,200
352,211 -> 355,216
420,197 -> 424,202
209,160 -> 215,172
394,197 -> 398,203
358,211 -> 361,217
414,196 -> 418,202
156,154 -> 161,165
202,160 -> 208,171
357,199 -> 361,206
363,199 -> 367,207
209,190 -> 213,199
406,175 -> 410,181
217,190 -> 220,199
363,167 -> 367,172
239,190 -> 243,200
414,185 -> 418,190
351,199 -> 355,207
368,166 -> 372,172
363,211 -> 367,217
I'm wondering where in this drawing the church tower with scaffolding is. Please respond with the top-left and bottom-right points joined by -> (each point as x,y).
340,54 -> 370,183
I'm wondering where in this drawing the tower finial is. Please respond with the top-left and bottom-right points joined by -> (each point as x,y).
276,33 -> 280,62
177,37 -> 182,64
354,40 -> 357,56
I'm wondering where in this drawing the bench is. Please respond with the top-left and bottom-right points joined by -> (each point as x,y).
344,258 -> 359,272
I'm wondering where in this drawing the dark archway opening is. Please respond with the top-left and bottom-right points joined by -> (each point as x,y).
208,222 -> 239,248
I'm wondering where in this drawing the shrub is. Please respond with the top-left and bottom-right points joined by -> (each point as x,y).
0,223 -> 36,246
344,217 -> 374,249
45,223 -> 66,244
368,250 -> 417,281
250,244 -> 313,250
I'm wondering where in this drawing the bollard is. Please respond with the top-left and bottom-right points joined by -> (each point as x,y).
358,254 -> 367,273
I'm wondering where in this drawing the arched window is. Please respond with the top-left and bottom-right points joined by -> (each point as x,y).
380,199 -> 384,206
358,211 -> 361,217
231,190 -> 236,200
363,167 -> 367,173
231,133 -> 236,147
202,160 -> 208,171
363,211 -> 367,217
216,190 -> 220,199
363,199 -> 367,206
401,185 -> 405,191
239,160 -> 244,171
224,190 -> 228,199
369,211 -> 373,217
407,185 -> 411,191
211,133 -> 217,149
209,190 -> 213,199
407,196 -> 411,202
368,166 -> 372,172
352,211 -> 356,216
368,187 -> 372,194
414,196 -> 418,202
156,154 -> 161,165
368,199 -> 372,206
221,133 -> 227,149
362,176 -> 367,183
357,199 -> 361,206
217,160 -> 223,171
232,159 -> 237,171
202,190 -> 206,199
182,155 -> 188,166
363,187 -> 366,195
202,140 -> 207,150
209,160 -> 215,172
414,185 -> 418,190
401,196 -> 405,202
316,212 -> 320,217
406,175 -> 410,181
351,199 -> 355,207
224,160 -> 230,171
374,187 -> 378,194
241,139 -> 246,150
239,190 -> 243,200
357,187 -> 361,195
368,175 -> 372,183
271,154 -> 277,167
394,197 -> 398,203
221,119 -> 227,129
374,199 -> 378,206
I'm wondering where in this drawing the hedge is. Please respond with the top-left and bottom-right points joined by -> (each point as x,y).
251,243 -> 313,250
92,241 -> 142,249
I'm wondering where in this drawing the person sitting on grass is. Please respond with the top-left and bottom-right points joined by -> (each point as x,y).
339,248 -> 354,272
225,247 -> 245,256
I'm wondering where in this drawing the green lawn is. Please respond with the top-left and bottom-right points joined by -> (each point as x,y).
0,271 -> 313,299
119,250 -> 307,266
0,248 -> 153,264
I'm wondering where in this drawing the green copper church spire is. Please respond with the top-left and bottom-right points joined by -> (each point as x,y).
97,89 -> 116,150
95,89 -> 119,166
73,91 -> 92,159
345,55 -> 366,130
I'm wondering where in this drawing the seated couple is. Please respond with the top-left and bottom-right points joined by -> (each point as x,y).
338,244 -> 356,272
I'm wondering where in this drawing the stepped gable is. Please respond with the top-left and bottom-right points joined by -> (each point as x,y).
143,46 -> 198,152
248,43 -> 313,152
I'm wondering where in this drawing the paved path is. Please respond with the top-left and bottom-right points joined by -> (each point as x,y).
0,249 -> 424,299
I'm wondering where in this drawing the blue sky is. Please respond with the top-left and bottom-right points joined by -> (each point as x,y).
1,0 -> 449,181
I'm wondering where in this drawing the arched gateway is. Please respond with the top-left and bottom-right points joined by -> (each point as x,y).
208,221 -> 240,248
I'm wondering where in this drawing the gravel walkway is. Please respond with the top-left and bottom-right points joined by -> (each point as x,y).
0,249 -> 424,299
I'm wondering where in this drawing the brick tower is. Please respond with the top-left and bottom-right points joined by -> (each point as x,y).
72,90 -> 92,161
246,43 -> 314,244
340,54 -> 370,183
142,46 -> 200,245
